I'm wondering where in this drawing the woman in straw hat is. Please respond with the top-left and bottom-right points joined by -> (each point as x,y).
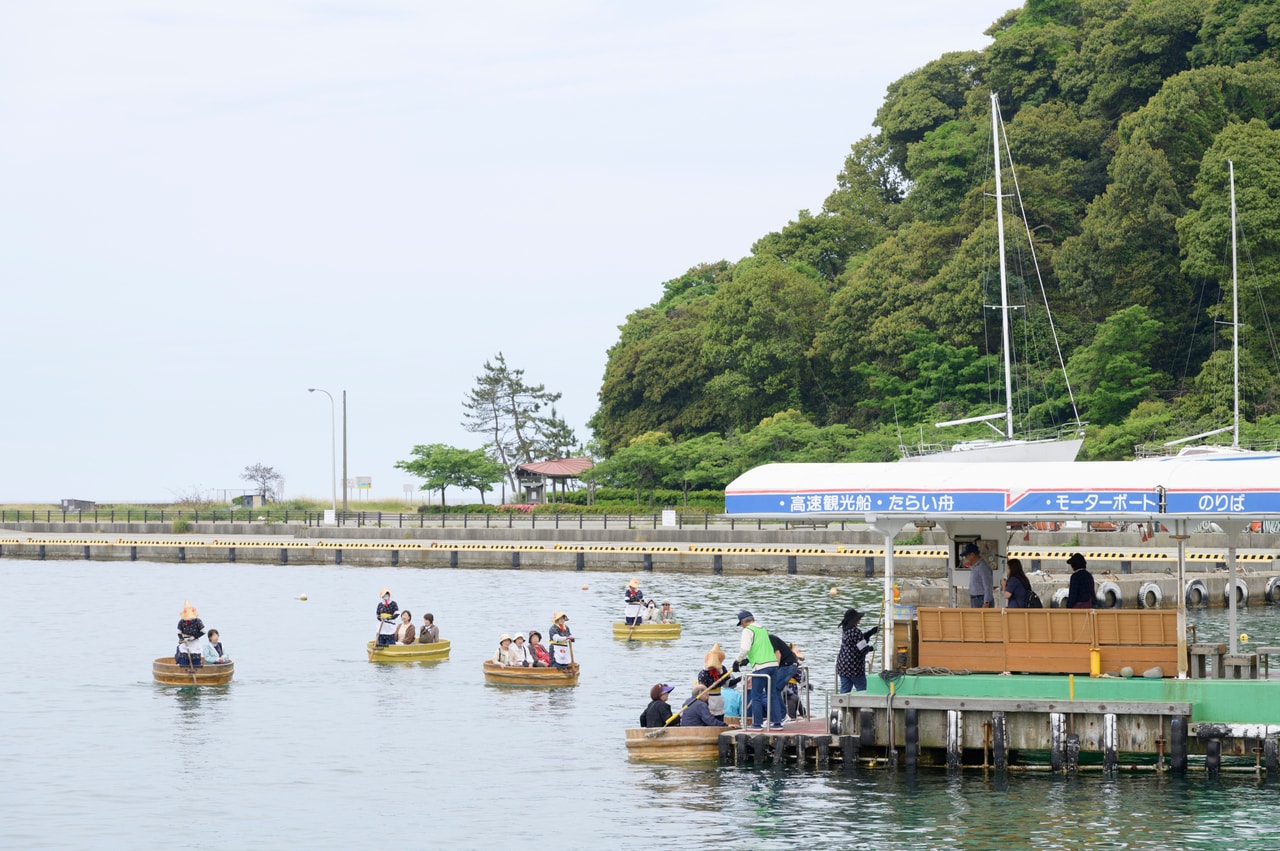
174,601 -> 206,667
375,589 -> 399,647
696,643 -> 738,722
549,612 -> 574,668
623,577 -> 645,625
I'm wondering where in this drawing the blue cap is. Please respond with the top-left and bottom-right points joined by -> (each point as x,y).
736,610 -> 753,624
962,543 -> 980,556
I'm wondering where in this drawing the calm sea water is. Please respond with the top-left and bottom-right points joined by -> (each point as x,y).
3,559 -> 1280,850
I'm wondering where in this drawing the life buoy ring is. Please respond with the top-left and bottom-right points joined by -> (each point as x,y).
1051,588 -> 1069,609
1225,577 -> 1249,607
1185,579 -> 1208,607
1266,576 -> 1280,604
1096,580 -> 1123,609
1138,581 -> 1163,609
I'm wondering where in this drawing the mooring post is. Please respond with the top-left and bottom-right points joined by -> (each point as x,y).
643,552 -> 652,572
1066,733 -> 1081,773
391,549 -> 399,567
905,708 -> 919,770
335,549 -> 342,565
1171,717 -> 1187,773
946,710 -> 962,771
1264,738 -> 1279,778
735,734 -> 751,766
840,734 -> 858,771
83,545 -> 90,560
815,736 -> 830,768
1050,713 -> 1066,773
864,556 -> 874,578
130,546 -> 138,562
575,551 -> 584,571
280,548 -> 287,565
1103,714 -> 1118,772
450,550 -> 458,569
773,736 -> 788,766
751,734 -> 769,765
228,547 -> 235,563
993,711 -> 1007,771
787,555 -> 796,575
178,547 -> 185,563
713,554 -> 722,575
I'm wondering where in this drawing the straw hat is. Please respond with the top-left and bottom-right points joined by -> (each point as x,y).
627,577 -> 640,588
380,588 -> 391,597
704,643 -> 726,668
180,600 -> 198,619
553,611 -> 568,622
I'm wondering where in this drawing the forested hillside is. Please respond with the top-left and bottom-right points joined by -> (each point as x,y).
588,0 -> 1280,487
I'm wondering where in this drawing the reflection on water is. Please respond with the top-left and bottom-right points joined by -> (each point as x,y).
3,559 -> 1280,849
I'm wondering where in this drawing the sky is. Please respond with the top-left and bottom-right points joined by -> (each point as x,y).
1,1 -> 1019,505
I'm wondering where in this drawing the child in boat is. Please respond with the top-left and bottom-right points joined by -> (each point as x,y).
202,629 -> 230,664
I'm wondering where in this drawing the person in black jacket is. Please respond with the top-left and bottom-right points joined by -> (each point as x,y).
640,683 -> 675,727
1064,553 -> 1096,609
175,600 -> 205,667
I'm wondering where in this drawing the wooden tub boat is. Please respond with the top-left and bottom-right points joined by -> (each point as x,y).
482,660 -> 579,687
366,640 -> 451,662
152,657 -> 235,686
612,622 -> 681,640
624,725 -> 736,762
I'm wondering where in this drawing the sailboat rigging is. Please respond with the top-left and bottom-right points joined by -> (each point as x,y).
901,92 -> 1085,463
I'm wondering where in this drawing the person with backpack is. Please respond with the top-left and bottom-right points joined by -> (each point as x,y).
1003,558 -> 1031,608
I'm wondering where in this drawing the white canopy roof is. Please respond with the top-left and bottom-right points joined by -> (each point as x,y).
725,456 -> 1280,522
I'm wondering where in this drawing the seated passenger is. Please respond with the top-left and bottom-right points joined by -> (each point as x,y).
202,628 -> 230,664
492,635 -> 513,665
640,683 -> 675,728
659,601 -> 677,624
642,600 -> 660,623
419,613 -> 440,644
510,633 -> 534,667
394,610 -> 417,645
680,684 -> 727,727
528,630 -> 550,667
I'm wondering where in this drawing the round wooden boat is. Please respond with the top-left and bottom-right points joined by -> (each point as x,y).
152,657 -> 235,686
482,660 -> 579,687
624,724 -> 736,762
366,640 -> 451,662
612,622 -> 681,640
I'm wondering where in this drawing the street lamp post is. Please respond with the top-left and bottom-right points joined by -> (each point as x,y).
308,388 -> 337,515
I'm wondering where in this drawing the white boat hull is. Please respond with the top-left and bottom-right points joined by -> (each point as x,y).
901,437 -> 1083,463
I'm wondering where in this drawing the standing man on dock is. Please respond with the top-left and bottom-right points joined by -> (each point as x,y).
964,543 -> 994,608
732,610 -> 779,731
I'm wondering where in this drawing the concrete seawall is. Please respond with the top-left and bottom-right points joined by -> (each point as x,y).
3,523 -> 1278,608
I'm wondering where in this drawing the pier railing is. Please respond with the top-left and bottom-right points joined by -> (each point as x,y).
0,508 -> 859,532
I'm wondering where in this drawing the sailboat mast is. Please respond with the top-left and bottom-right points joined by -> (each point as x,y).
992,93 -> 1014,440
1230,159 -> 1240,449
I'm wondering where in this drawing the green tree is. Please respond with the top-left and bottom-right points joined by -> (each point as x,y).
874,51 -> 984,173
462,352 -> 563,497
592,431 -> 674,507
395,444 -> 505,508
1066,305 -> 1166,425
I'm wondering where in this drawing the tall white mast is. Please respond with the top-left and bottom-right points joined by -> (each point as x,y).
992,93 -> 1014,440
1230,159 -> 1240,448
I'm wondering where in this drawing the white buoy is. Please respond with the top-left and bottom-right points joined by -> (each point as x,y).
828,587 -> 839,597
298,593 -> 308,601
581,585 -> 589,590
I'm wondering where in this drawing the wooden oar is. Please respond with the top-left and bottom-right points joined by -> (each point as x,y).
646,670 -> 732,738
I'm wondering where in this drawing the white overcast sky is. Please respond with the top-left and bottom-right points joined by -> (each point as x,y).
1,1 -> 1017,504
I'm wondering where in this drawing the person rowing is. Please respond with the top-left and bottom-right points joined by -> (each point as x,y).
175,600 -> 205,668
375,589 -> 399,647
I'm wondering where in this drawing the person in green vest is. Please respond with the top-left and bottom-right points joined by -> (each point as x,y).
732,610 -> 779,731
